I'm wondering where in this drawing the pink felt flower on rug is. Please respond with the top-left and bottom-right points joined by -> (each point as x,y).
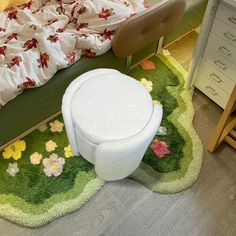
140,60 -> 155,70
43,153 -> 65,177
151,139 -> 170,158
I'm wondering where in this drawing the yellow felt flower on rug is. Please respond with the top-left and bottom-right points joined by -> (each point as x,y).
45,140 -> 57,152
49,120 -> 64,133
30,152 -> 43,165
2,140 -> 26,160
64,145 -> 73,158
140,78 -> 153,92
153,100 -> 162,106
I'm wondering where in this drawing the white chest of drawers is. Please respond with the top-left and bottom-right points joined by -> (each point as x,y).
187,0 -> 236,108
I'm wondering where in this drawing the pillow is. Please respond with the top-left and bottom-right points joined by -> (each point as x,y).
0,0 -> 30,12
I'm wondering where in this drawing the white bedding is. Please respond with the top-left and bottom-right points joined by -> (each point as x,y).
0,0 -> 148,108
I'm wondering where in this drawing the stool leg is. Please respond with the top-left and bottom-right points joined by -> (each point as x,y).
208,86 -> 236,153
156,36 -> 164,54
125,55 -> 132,74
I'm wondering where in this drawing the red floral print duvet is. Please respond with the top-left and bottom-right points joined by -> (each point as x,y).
0,0 -> 148,107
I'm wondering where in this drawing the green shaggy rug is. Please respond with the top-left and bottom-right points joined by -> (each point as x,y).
0,54 -> 203,227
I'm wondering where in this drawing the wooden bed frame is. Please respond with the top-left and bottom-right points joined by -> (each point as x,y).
0,0 -> 185,150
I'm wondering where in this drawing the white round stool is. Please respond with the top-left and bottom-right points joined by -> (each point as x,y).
62,69 -> 163,181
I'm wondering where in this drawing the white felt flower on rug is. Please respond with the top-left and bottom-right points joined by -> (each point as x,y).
64,145 -> 74,158
49,120 -> 64,133
156,126 -> 168,136
38,123 -> 48,132
140,78 -> 153,92
7,163 -> 19,177
45,140 -> 57,152
43,153 -> 65,177
30,152 -> 43,165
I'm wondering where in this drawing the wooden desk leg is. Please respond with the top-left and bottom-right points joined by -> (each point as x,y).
207,86 -> 236,153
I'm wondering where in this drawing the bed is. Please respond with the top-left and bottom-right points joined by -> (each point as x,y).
0,0 -> 187,150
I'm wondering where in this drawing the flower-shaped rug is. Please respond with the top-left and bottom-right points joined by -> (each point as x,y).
0,54 -> 203,227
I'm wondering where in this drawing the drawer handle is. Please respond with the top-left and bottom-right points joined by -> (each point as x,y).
210,73 -> 222,83
218,46 -> 232,56
214,60 -> 227,70
223,32 -> 236,42
206,86 -> 217,95
228,16 -> 236,25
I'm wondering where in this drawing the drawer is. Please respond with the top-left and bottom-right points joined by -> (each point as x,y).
206,33 -> 236,65
194,72 -> 229,108
215,2 -> 236,30
202,47 -> 236,82
211,18 -> 236,48
198,60 -> 235,94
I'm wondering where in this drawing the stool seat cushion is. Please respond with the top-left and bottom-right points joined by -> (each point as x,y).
71,73 -> 153,144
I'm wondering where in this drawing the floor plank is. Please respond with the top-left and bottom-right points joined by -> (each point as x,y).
165,31 -> 199,71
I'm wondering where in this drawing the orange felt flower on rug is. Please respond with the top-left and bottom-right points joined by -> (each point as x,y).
140,60 -> 156,70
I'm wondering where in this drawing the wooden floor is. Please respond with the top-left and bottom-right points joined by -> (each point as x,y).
1,32 -> 236,236
166,31 -> 199,71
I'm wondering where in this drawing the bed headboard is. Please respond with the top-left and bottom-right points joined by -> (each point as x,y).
112,0 -> 186,58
